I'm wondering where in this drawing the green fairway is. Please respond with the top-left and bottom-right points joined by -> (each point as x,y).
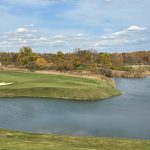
0,128 -> 150,150
0,71 -> 120,100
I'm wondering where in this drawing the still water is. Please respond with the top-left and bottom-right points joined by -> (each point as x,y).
0,77 -> 150,139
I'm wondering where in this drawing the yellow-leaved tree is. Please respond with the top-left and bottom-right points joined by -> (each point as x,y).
35,57 -> 48,69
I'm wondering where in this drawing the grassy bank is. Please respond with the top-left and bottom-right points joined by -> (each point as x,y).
0,128 -> 150,150
0,71 -> 120,100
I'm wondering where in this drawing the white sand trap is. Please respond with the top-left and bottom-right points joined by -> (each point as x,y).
0,82 -> 14,86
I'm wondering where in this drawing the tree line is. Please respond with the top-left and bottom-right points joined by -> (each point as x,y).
0,47 -> 150,72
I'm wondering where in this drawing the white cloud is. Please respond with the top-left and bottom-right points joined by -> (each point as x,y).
71,33 -> 87,40
127,26 -> 146,32
16,27 -> 37,34
1,25 -> 69,50
49,40 -> 66,47
53,35 -> 65,39
112,25 -> 147,37
17,28 -> 29,33
0,0 -> 149,52
0,24 -> 149,52
92,25 -> 148,49
17,39 -> 30,44
113,31 -> 127,36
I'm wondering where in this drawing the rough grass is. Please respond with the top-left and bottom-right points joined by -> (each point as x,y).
0,71 -> 121,100
0,128 -> 150,150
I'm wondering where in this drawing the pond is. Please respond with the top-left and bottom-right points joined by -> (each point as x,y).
0,77 -> 150,140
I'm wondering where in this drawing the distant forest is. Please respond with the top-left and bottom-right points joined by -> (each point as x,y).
0,47 -> 150,72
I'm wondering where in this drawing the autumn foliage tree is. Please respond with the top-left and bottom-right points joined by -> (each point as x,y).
72,55 -> 81,69
55,51 -> 65,71
35,57 -> 48,69
0,52 -> 17,66
100,53 -> 112,69
1,47 -> 150,72
17,47 -> 37,66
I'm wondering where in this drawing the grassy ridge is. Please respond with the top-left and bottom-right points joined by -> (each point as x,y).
0,129 -> 150,150
0,71 -> 121,100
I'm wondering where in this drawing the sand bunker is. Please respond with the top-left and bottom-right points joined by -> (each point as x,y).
0,82 -> 14,86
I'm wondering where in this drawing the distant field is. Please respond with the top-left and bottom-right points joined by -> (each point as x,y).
0,129 -> 150,150
0,71 -> 120,100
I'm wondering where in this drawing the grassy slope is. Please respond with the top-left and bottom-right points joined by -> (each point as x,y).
0,129 -> 150,150
0,71 -> 120,100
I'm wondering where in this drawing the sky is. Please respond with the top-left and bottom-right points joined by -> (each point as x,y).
0,0 -> 150,53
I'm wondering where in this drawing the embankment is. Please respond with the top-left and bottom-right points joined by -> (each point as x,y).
0,128 -> 150,150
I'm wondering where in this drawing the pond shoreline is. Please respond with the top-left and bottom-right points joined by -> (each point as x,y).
0,128 -> 150,150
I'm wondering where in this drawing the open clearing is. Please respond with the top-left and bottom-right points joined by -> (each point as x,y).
0,71 -> 120,100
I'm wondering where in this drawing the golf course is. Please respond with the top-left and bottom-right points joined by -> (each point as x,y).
0,71 -> 120,100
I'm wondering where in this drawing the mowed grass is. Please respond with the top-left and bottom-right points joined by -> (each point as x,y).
0,128 -> 150,150
0,71 -> 121,100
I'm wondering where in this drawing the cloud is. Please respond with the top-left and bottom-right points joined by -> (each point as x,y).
16,27 -> 37,34
39,37 -> 48,41
92,25 -> 148,49
0,0 -> 150,52
113,26 -> 147,37
17,28 -> 30,33
0,25 -> 91,51
49,40 -> 66,47
127,26 -> 146,32
1,25 -> 37,48
53,35 -> 65,39
0,25 -> 68,50
0,24 -> 149,52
